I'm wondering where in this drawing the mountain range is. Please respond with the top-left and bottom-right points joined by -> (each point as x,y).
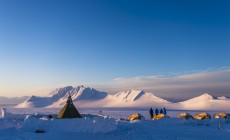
15,85 -> 230,111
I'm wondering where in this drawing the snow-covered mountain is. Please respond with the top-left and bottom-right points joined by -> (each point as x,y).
16,86 -> 171,108
15,86 -> 230,111
110,89 -> 172,107
178,93 -> 230,111
16,86 -> 110,108
49,86 -> 110,108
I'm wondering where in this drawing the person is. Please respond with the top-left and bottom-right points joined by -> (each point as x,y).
160,108 -> 164,114
163,107 -> 167,115
149,108 -> 154,118
155,108 -> 159,115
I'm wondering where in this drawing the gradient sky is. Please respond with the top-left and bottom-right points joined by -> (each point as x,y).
0,0 -> 230,98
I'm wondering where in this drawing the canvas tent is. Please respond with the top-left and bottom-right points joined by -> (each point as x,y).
193,112 -> 211,120
128,113 -> 145,121
176,113 -> 194,120
213,112 -> 230,119
57,94 -> 82,119
153,113 -> 169,120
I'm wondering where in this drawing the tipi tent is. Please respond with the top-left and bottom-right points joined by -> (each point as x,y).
57,94 -> 82,119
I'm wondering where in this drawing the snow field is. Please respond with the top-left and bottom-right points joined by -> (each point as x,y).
0,108 -> 230,140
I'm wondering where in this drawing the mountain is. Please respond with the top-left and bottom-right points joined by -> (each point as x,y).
110,89 -> 172,107
178,93 -> 230,111
16,86 -> 171,108
0,96 -> 29,104
16,86 -> 110,108
15,86 -> 230,111
49,86 -> 73,101
49,86 -> 110,107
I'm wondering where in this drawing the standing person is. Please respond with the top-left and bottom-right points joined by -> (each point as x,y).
155,108 -> 159,115
149,108 -> 154,118
163,107 -> 167,115
160,108 -> 164,114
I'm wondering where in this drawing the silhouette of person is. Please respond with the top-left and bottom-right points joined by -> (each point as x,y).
163,107 -> 167,115
149,108 -> 154,118
155,108 -> 159,115
160,108 -> 164,114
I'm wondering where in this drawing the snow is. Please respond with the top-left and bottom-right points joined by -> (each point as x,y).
178,93 -> 230,111
22,114 -> 117,133
15,86 -> 230,111
110,89 -> 171,107
0,107 -> 230,140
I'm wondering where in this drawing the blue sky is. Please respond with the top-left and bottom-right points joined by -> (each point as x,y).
0,0 -> 230,98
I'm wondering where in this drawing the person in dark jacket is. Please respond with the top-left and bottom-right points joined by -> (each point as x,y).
149,108 -> 154,118
155,108 -> 159,115
160,108 -> 164,114
163,107 -> 167,115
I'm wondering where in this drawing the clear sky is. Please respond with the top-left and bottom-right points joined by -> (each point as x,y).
0,0 -> 230,98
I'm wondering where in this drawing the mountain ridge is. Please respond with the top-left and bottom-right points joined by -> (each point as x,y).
14,85 -> 230,111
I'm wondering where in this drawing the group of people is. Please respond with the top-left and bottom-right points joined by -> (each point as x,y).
149,107 -> 167,118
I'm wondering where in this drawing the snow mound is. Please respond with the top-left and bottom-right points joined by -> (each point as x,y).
22,115 -> 117,133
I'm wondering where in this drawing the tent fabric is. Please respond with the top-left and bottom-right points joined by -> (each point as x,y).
213,112 -> 230,119
193,112 -> 211,120
128,113 -> 145,121
153,113 -> 169,120
176,113 -> 194,120
57,95 -> 82,119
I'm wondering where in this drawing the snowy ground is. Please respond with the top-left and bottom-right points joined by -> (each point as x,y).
0,107 -> 230,140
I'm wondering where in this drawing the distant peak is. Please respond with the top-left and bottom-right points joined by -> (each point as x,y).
58,86 -> 73,90
200,93 -> 216,98
75,85 -> 87,89
201,93 -> 212,96
128,89 -> 143,93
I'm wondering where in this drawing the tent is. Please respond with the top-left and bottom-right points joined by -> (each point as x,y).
213,112 -> 230,119
176,113 -> 194,120
57,94 -> 82,119
128,113 -> 145,121
193,112 -> 211,120
153,113 -> 169,120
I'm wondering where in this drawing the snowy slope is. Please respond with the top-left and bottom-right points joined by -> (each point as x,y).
1,108 -> 230,140
49,86 -> 73,101
16,96 -> 53,108
49,86 -> 109,107
15,86 -> 75,108
0,96 -> 29,104
109,89 -> 172,107
16,86 -> 110,108
178,93 -> 230,111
